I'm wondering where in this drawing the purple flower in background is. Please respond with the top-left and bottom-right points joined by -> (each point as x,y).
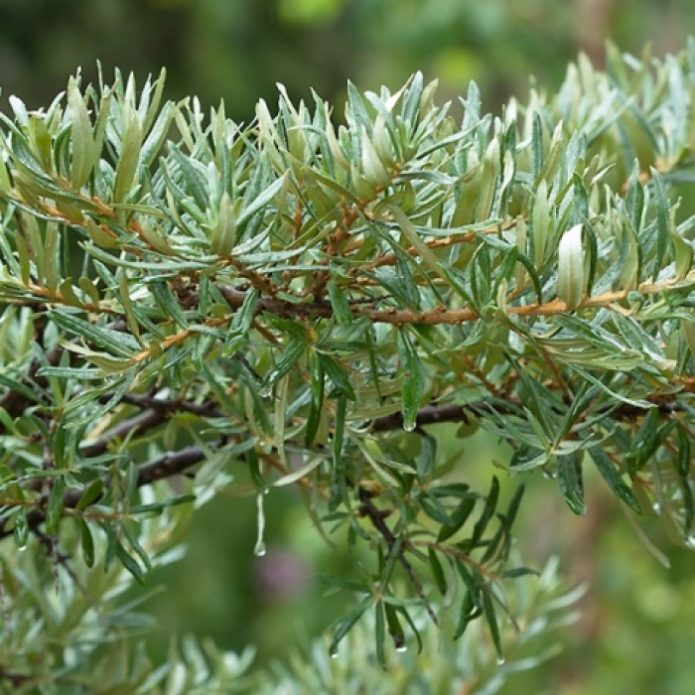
255,547 -> 310,601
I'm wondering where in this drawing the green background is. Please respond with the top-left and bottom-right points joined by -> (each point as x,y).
2,1 -> 694,692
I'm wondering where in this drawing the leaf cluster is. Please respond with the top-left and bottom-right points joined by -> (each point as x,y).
0,42 -> 694,684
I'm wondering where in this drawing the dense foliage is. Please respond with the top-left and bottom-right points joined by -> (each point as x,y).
0,40 -> 694,691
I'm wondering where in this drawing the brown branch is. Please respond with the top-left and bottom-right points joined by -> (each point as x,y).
0,444 -> 210,539
136,444 -> 209,486
219,271 -> 695,328
372,402 -> 477,431
81,395 -> 221,458
80,409 -> 171,458
220,285 -> 333,319
0,377 -> 686,542
350,217 -> 519,273
0,667 -> 34,688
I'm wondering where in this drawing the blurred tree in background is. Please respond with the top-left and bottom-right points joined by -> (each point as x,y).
2,0 -> 694,118
1,2 -> 694,693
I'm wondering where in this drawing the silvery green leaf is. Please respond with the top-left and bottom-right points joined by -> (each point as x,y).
360,127 -> 390,187
557,223 -> 585,309
211,191 -> 237,256
67,78 -> 97,188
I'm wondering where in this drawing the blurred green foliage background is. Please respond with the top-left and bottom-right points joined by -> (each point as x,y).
2,1 -> 694,692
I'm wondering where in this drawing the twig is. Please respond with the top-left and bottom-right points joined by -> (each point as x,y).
81,395 -> 221,457
357,487 -> 438,625
0,667 -> 33,688
0,444 -> 211,539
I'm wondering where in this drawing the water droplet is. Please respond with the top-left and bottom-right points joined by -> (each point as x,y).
403,420 -> 416,433
263,488 -> 270,496
330,649 -> 339,659
254,493 -> 266,557
685,535 -> 695,549
260,386 -> 272,398
496,656 -> 506,666
395,644 -> 407,653
652,502 -> 661,513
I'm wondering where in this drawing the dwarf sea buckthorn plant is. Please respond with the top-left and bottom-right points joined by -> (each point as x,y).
0,40 -> 694,692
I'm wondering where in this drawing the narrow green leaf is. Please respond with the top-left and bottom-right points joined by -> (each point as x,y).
557,224 -> 585,309
305,353 -> 325,447
557,453 -> 587,515
384,602 -> 407,652
261,336 -> 305,391
115,542 -> 145,584
375,602 -> 386,668
327,279 -> 353,325
76,479 -> 104,511
237,174 -> 286,228
470,476 -> 499,546
651,170 -> 670,276
45,476 -> 67,533
152,280 -> 188,328
438,496 -> 475,543
428,547 -> 447,596
13,510 -> 29,549
328,597 -> 371,656
397,330 -> 424,432
333,394 -> 347,468
589,446 -> 641,513
481,586 -> 503,662
113,112 -> 143,203
50,310 -> 137,357
211,191 -> 237,256
67,78 -> 96,188
318,353 -> 356,400
79,518 -> 95,567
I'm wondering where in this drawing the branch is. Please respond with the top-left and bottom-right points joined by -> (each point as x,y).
81,395 -> 220,458
220,272 -> 695,327
0,667 -> 33,689
0,444 -> 210,539
372,402 -> 477,431
136,444 -> 209,486
357,486 -> 438,625
0,384 -> 686,541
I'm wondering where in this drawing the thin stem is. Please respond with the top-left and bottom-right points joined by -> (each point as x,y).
357,487 -> 439,625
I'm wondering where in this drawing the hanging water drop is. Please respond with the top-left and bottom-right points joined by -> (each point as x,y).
685,535 -> 695,550
395,644 -> 407,653
403,420 -> 416,433
496,656 -> 506,666
254,492 -> 266,558
652,502 -> 661,513
330,648 -> 339,659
